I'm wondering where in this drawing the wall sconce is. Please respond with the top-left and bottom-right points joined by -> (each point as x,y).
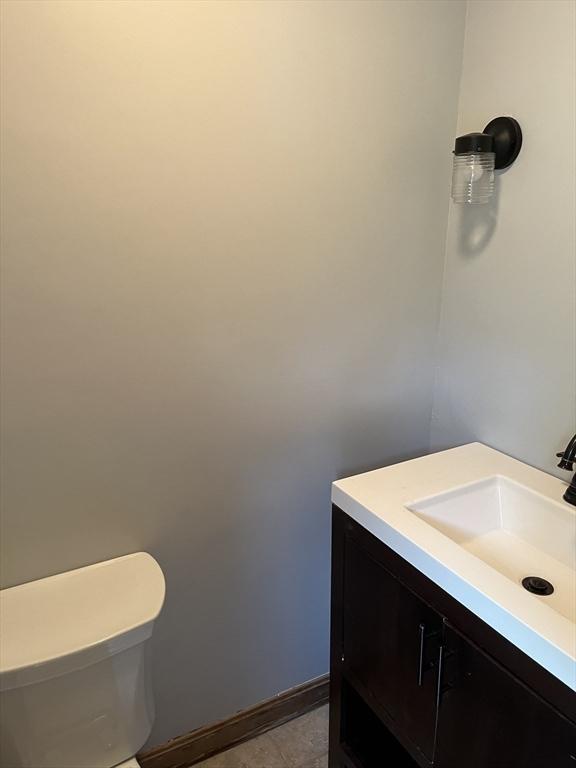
451,116 -> 522,204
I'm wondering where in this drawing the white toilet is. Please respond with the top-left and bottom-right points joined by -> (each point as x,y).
0,552 -> 165,768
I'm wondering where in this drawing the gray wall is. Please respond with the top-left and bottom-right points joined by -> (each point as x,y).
0,1 -> 466,746
431,0 -> 576,476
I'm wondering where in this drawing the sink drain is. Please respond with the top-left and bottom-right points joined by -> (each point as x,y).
522,576 -> 554,596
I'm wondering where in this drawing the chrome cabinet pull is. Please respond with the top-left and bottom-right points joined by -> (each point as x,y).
418,622 -> 441,687
418,623 -> 426,686
435,644 -> 457,709
435,645 -> 445,708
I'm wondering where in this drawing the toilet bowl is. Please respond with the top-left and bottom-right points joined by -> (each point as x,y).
0,553 -> 165,768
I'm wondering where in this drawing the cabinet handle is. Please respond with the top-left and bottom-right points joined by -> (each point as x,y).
418,623 -> 426,686
435,644 -> 456,708
418,622 -> 441,686
435,645 -> 445,708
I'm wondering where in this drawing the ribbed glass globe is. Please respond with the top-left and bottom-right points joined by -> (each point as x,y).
451,152 -> 495,204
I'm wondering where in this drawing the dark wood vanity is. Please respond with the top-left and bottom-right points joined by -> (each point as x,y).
329,506 -> 576,768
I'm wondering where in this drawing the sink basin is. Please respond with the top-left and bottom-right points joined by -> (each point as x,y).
408,476 -> 576,622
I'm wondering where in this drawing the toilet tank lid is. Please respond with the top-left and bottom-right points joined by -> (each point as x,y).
0,553 -> 165,680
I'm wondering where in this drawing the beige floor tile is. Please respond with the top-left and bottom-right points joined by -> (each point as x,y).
194,704 -> 330,768
195,731 -> 288,768
298,753 -> 329,768
267,705 -> 329,768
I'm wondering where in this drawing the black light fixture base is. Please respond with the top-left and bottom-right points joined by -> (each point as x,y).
483,116 -> 522,170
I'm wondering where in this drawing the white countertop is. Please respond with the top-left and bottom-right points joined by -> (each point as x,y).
332,442 -> 576,691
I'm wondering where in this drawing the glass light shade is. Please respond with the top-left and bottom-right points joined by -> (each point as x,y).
451,152 -> 495,204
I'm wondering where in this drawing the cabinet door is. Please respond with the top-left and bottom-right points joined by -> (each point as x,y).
343,534 -> 442,762
436,625 -> 576,768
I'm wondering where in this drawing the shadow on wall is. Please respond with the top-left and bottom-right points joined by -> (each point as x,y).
456,174 -> 501,257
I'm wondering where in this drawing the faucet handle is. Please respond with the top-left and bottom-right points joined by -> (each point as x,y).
557,453 -> 575,471
557,434 -> 576,470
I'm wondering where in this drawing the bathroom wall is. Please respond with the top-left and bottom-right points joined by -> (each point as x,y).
0,0 -> 466,746
431,0 -> 576,475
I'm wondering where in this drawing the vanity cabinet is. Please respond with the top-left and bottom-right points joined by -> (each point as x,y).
343,535 -> 441,761
329,506 -> 576,768
435,625 -> 576,768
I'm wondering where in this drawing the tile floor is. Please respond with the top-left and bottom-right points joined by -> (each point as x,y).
195,704 -> 329,768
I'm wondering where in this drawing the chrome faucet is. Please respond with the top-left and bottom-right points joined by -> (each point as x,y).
556,433 -> 576,506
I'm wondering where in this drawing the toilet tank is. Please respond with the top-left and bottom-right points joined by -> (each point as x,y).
0,553 -> 165,768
